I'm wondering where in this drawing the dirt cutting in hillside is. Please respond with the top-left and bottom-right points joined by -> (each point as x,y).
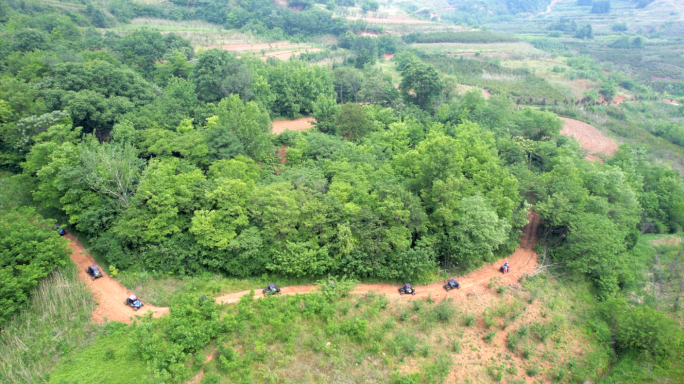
65,233 -> 169,324
272,116 -> 316,134
560,117 -> 619,159
215,212 -> 540,304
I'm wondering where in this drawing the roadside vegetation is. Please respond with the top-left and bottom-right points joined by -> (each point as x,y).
0,0 -> 683,382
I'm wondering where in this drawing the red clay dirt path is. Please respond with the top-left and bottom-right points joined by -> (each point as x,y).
214,211 -> 540,304
66,210 -> 539,324
65,233 -> 169,324
560,117 -> 618,160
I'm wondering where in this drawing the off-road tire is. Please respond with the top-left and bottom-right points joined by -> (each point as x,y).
445,286 -> 451,292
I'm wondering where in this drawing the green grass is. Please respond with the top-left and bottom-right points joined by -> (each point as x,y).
48,323 -> 149,384
0,268 -> 95,384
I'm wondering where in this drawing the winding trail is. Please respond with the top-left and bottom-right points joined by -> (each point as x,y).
214,211 -> 541,304
66,211 -> 540,324
65,233 -> 169,324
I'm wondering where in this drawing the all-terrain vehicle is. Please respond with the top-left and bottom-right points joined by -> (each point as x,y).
444,279 -> 460,291
55,223 -> 66,236
500,262 -> 510,274
124,295 -> 143,311
262,283 -> 281,296
399,283 -> 416,295
85,264 -> 102,280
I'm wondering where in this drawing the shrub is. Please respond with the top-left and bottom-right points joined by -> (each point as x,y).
430,298 -> 456,323
612,22 -> 628,31
613,304 -> 678,356
316,274 -> 358,302
392,331 -> 420,356
464,314 -> 475,326
0,209 -> 69,325
483,330 -> 498,343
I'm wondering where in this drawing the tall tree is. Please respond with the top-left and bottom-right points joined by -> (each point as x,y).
399,60 -> 444,110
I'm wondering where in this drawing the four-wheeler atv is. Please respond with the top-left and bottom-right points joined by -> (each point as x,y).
86,264 -> 102,280
444,279 -> 460,291
55,223 -> 66,236
399,283 -> 416,295
124,295 -> 144,311
500,264 -> 510,274
263,283 -> 281,296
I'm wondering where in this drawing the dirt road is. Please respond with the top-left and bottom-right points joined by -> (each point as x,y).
65,233 -> 169,324
67,210 -> 539,323
215,212 -> 540,304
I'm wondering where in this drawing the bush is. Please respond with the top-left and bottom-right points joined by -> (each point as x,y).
430,298 -> 456,323
0,209 -> 69,325
612,22 -> 628,31
316,274 -> 358,302
613,305 -> 678,356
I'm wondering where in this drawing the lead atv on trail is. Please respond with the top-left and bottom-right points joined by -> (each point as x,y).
55,223 -> 66,236
500,263 -> 510,274
86,264 -> 102,280
263,283 -> 281,296
444,279 -> 460,291
124,295 -> 143,311
399,284 -> 415,295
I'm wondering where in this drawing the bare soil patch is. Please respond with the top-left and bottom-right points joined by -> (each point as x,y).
560,117 -> 618,158
65,233 -> 169,324
272,117 -> 316,134
383,53 -> 395,60
662,98 -> 680,105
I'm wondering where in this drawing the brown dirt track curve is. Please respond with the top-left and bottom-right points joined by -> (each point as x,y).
66,233 -> 169,324
67,211 -> 539,324
215,211 -> 540,305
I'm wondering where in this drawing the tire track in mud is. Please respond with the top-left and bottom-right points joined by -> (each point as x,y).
214,211 -> 541,304
65,233 -> 169,324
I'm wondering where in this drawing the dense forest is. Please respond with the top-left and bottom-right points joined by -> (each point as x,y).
1,0 -> 683,382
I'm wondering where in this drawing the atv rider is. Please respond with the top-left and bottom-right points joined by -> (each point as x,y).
503,262 -> 509,273
444,279 -> 459,291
